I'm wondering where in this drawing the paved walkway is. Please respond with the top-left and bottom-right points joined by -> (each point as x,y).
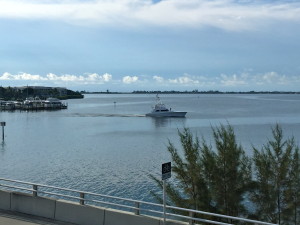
0,210 -> 75,225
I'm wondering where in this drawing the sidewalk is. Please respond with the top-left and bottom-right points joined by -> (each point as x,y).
0,210 -> 75,225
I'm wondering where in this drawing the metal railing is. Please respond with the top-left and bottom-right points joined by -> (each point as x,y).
0,178 -> 276,225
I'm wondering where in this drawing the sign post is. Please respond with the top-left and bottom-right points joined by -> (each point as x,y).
162,162 -> 171,225
0,122 -> 5,141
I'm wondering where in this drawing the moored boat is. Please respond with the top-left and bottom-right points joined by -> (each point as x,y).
43,98 -> 67,109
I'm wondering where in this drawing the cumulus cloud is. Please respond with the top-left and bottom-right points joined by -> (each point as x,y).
218,72 -> 300,88
2,71 -> 300,91
122,75 -> 139,84
168,75 -> 200,85
220,74 -> 248,86
0,72 -> 112,84
0,0 -> 299,30
0,72 -> 48,81
153,75 -> 164,83
153,72 -> 300,89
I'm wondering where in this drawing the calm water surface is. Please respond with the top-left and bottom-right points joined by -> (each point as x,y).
1,94 -> 300,201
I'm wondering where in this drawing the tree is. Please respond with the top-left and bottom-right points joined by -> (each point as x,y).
286,145 -> 300,224
202,124 -> 252,220
251,124 -> 299,224
150,128 -> 212,213
150,125 -> 252,220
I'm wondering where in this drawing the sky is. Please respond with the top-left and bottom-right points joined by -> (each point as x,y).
0,0 -> 300,92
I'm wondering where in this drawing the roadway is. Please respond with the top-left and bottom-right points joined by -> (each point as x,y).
0,210 -> 75,225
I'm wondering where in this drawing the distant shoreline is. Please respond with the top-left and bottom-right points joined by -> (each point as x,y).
82,91 -> 300,94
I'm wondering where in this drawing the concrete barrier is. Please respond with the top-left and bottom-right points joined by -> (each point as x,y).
0,189 -> 188,225
11,192 -> 56,219
55,199 -> 105,225
104,208 -> 160,225
0,190 -> 11,210
161,219 -> 187,225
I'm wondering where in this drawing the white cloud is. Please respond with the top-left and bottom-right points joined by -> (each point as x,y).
153,75 -> 164,83
169,76 -> 199,85
0,0 -> 299,30
0,72 -> 47,81
220,74 -> 247,86
0,72 -> 113,84
152,72 -> 300,89
122,75 -> 139,84
2,71 -> 300,91
102,73 -> 112,82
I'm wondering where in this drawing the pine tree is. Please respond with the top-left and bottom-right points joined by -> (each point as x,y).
150,128 -> 213,213
286,146 -> 300,225
202,124 -> 252,221
150,125 -> 252,220
251,124 -> 297,224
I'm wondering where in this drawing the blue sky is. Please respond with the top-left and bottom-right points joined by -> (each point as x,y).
0,0 -> 300,92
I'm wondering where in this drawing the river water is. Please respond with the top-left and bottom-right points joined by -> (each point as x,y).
1,94 -> 300,202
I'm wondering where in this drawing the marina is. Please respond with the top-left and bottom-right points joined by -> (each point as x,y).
0,97 -> 67,111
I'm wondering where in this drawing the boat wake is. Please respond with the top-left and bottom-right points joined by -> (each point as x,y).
70,113 -> 146,118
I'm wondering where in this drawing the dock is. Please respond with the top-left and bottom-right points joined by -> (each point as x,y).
0,97 -> 67,111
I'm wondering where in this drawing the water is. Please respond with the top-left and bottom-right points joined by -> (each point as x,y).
1,94 -> 300,202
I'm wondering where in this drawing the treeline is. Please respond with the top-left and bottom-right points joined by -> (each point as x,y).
151,124 -> 300,224
133,90 -> 300,94
58,89 -> 84,100
0,87 -> 83,100
83,90 -> 300,94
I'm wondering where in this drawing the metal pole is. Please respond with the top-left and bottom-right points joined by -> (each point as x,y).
163,180 -> 166,225
33,185 -> 38,197
2,126 -> 4,141
135,202 -> 140,215
80,192 -> 85,205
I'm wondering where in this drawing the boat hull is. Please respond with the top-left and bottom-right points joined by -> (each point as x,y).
145,111 -> 187,117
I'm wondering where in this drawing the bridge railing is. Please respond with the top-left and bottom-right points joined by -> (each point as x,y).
0,178 -> 276,225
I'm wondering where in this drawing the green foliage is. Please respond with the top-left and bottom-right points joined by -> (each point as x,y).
150,124 -> 300,224
169,128 -> 212,211
203,124 -> 252,218
252,124 -> 300,224
0,87 -> 83,100
150,125 -> 252,220
150,128 -> 212,212
287,147 -> 300,225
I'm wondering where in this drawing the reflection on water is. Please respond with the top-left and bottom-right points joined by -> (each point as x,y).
0,141 -> 5,153
151,117 -> 169,128
151,117 -> 187,128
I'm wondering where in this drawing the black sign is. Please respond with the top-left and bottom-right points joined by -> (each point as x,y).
0,122 -> 5,126
162,162 -> 171,180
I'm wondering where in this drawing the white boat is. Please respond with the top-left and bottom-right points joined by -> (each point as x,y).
43,98 -> 66,109
145,95 -> 187,117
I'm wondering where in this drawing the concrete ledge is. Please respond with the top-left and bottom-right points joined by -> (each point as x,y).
160,219 -> 187,225
1,189 -> 188,225
55,200 -> 105,225
105,208 -> 160,225
0,190 -> 11,210
11,192 -> 56,219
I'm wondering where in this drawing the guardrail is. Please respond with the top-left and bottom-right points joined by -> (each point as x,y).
0,178 -> 276,225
